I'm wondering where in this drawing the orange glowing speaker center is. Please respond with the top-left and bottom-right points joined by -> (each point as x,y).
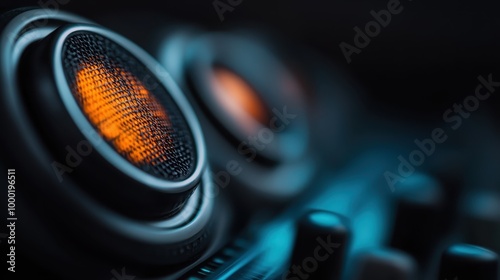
75,62 -> 172,165
210,67 -> 269,132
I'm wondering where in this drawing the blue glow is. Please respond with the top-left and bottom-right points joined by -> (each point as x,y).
210,150 -> 409,279
303,151 -> 397,280
200,267 -> 211,273
351,204 -> 384,252
466,191 -> 500,218
213,258 -> 224,264
259,221 -> 295,265
216,220 -> 296,280
397,173 -> 442,204
449,244 -> 498,261
309,157 -> 391,255
309,211 -> 344,227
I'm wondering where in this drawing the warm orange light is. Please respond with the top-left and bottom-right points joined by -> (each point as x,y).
75,62 -> 172,165
210,67 -> 269,133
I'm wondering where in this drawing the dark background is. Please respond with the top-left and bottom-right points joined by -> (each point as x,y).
1,2 -> 499,278
3,0 -> 500,121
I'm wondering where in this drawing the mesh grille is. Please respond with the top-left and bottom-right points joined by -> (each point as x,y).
62,32 -> 196,181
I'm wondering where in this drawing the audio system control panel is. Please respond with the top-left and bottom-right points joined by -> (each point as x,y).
0,4 -> 499,280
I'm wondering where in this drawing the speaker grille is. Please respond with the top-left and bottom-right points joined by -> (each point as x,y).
62,32 -> 196,181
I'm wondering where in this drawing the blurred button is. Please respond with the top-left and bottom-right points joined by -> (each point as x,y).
438,244 -> 499,280
288,210 -> 350,280
463,191 -> 500,253
390,174 -> 444,265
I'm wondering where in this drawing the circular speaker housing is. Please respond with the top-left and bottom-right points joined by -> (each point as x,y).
21,24 -> 207,220
155,31 -> 317,204
0,8 -> 217,278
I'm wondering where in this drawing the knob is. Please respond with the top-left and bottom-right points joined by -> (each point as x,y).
438,244 -> 499,280
287,210 -> 350,280
390,173 -> 444,265
462,191 -> 500,253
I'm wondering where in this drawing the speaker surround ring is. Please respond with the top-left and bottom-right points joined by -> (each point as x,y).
51,24 -> 206,192
0,8 -> 217,275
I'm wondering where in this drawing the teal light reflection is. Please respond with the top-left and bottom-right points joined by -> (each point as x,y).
309,211 -> 344,228
449,244 -> 498,261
